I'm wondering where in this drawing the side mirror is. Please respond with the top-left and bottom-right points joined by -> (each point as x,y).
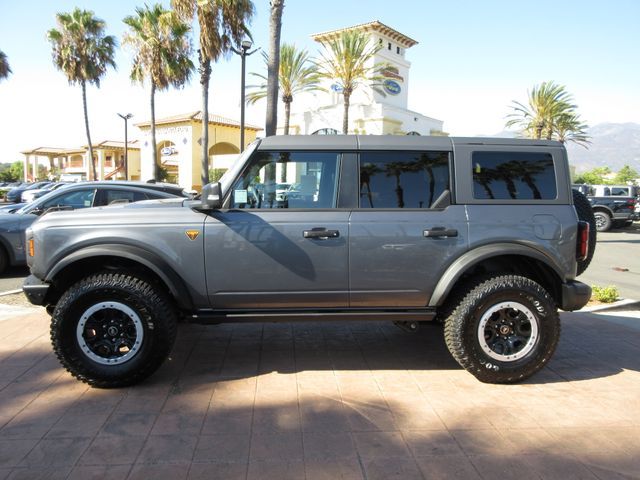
200,182 -> 222,210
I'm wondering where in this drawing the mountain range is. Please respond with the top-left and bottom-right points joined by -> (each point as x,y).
490,123 -> 640,173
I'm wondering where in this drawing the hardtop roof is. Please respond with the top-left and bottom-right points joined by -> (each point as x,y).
255,135 -> 562,151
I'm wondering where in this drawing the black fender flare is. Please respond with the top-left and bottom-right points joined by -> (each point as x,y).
591,205 -> 614,217
428,243 -> 564,307
46,243 -> 194,310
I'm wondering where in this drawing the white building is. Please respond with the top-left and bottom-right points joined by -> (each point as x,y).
285,21 -> 444,136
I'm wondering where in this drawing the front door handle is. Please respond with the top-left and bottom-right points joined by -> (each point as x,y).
303,228 -> 340,239
424,227 -> 458,238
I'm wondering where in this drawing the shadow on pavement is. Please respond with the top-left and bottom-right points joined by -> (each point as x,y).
1,311 -> 640,478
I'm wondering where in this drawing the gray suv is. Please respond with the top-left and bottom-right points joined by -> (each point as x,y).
23,136 -> 593,387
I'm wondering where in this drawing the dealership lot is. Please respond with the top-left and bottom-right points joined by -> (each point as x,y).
1,303 -> 640,479
1,216 -> 639,478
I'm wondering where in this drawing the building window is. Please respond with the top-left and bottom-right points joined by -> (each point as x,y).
311,128 -> 339,135
396,46 -> 400,54
388,42 -> 391,50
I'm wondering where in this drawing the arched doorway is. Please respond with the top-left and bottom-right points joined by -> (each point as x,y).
208,142 -> 240,181
157,140 -> 179,183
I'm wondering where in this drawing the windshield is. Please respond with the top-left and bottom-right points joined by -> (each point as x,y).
218,140 -> 259,194
16,183 -> 75,214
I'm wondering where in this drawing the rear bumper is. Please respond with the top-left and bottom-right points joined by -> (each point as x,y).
22,275 -> 50,306
561,280 -> 591,311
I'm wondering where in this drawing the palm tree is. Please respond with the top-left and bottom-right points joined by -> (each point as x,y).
555,112 -> 590,147
123,4 -> 193,181
248,43 -> 325,135
315,30 -> 382,134
265,0 -> 285,137
0,50 -> 11,81
506,81 -> 590,147
171,0 -> 254,187
47,9 -> 116,181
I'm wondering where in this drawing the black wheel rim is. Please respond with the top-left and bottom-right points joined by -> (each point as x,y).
76,301 -> 144,365
477,301 -> 539,362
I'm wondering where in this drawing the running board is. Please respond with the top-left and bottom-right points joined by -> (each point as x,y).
189,308 -> 437,324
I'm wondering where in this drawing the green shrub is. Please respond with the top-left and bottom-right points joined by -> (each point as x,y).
591,285 -> 619,303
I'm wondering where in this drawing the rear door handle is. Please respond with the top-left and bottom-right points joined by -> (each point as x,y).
423,227 -> 458,238
303,228 -> 340,239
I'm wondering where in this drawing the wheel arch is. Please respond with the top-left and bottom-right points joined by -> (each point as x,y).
430,244 -> 564,308
591,205 -> 614,216
44,244 -> 194,311
0,235 -> 16,267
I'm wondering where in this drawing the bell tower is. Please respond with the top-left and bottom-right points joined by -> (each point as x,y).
311,21 -> 418,110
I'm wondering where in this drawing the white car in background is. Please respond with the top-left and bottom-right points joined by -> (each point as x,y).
21,182 -> 70,203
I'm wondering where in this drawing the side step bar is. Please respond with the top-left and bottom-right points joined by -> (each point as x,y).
189,308 -> 437,324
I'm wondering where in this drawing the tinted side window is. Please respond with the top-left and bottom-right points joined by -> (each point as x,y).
472,151 -> 556,200
230,151 -> 339,209
101,189 -> 149,205
359,151 -> 449,208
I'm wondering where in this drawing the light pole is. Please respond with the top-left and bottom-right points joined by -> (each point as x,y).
117,113 -> 133,180
231,40 -> 258,152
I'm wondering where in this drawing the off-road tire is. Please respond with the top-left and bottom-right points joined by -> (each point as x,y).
572,189 -> 596,276
50,272 -> 177,388
593,210 -> 612,232
444,275 -> 560,384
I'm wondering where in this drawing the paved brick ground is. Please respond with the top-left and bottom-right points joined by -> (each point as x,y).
1,306 -> 639,479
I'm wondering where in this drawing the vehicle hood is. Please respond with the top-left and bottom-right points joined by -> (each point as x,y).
33,198 -> 203,229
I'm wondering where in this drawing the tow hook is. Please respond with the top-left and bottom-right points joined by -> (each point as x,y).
394,321 -> 420,333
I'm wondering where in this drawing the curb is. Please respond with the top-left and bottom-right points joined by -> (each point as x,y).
579,299 -> 640,313
0,303 -> 43,320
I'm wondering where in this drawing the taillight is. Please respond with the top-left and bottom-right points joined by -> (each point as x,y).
576,221 -> 589,261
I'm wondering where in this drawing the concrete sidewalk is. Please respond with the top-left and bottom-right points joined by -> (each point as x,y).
1,307 -> 639,479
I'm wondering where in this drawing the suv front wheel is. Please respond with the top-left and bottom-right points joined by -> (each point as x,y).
50,272 -> 177,388
444,275 -> 560,383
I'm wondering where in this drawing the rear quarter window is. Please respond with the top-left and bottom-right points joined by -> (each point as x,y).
472,151 -> 556,200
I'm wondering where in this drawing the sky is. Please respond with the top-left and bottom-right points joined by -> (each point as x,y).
0,0 -> 639,163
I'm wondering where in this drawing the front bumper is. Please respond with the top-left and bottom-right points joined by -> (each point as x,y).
22,275 -> 50,306
561,280 -> 591,311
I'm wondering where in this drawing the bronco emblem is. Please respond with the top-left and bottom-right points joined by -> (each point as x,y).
185,230 -> 200,241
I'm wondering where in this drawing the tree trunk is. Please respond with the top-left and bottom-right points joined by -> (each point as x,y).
283,100 -> 290,135
342,91 -> 350,134
81,81 -> 97,181
200,52 -> 212,187
279,100 -> 291,182
150,82 -> 158,181
265,0 -> 284,137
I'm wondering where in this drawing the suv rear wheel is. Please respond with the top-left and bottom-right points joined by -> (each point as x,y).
444,275 -> 560,383
50,272 -> 177,388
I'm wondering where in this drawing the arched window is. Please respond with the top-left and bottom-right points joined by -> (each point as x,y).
406,131 -> 421,136
311,128 -> 340,135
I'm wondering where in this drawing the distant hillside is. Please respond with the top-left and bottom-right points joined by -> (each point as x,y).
566,123 -> 640,172
487,123 -> 640,173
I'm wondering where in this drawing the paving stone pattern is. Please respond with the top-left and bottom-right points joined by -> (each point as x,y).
1,309 -> 640,479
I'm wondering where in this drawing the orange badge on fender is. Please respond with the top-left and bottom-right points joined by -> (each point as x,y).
185,230 -> 200,241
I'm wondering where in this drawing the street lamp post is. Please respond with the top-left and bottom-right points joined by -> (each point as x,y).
117,113 -> 133,180
231,40 -> 258,152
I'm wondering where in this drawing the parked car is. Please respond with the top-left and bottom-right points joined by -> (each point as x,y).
0,181 -> 191,273
6,181 -> 52,203
21,182 -> 71,203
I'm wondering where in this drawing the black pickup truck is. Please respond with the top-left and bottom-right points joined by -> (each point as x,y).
587,195 -> 638,231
